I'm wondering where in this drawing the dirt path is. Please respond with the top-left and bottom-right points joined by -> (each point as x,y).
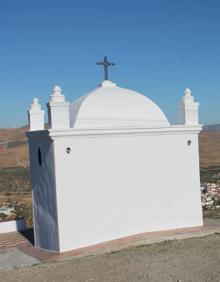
0,234 -> 219,282
16,153 -> 27,168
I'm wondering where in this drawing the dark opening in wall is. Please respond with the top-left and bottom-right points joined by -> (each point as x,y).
38,148 -> 42,166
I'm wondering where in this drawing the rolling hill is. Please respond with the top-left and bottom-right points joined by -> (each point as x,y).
0,126 -> 29,168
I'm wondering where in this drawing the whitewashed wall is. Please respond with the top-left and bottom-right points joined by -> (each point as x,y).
28,137 -> 60,251
51,129 -> 202,252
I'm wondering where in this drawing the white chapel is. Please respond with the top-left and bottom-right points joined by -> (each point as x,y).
27,78 -> 203,252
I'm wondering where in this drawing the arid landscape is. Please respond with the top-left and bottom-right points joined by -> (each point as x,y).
0,126 -> 31,224
0,126 -> 29,169
199,131 -> 220,168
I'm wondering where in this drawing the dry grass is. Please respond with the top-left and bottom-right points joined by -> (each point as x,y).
0,127 -> 29,168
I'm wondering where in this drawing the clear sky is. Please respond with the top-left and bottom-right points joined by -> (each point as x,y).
0,0 -> 220,127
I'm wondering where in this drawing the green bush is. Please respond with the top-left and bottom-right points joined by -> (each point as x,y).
0,213 -> 7,219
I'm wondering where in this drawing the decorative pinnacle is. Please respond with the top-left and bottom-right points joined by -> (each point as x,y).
184,88 -> 192,96
33,97 -> 39,104
50,85 -> 65,103
53,85 -> 62,95
30,97 -> 41,111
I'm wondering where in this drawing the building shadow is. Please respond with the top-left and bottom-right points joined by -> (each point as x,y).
19,228 -> 35,245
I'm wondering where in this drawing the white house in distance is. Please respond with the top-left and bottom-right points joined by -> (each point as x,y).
27,79 -> 203,252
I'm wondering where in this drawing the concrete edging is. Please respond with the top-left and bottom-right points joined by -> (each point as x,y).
0,219 -> 27,234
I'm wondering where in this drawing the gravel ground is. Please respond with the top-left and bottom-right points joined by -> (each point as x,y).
0,234 -> 220,282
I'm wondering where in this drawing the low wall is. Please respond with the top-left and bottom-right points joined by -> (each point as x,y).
0,218 -> 27,233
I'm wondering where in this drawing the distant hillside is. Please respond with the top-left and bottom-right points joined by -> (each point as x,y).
199,131 -> 220,168
0,124 -> 219,169
199,124 -> 220,168
0,126 -> 29,168
203,124 -> 220,132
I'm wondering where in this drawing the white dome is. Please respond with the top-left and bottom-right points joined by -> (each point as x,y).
69,80 -> 169,129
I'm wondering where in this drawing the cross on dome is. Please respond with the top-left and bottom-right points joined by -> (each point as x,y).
96,56 -> 115,81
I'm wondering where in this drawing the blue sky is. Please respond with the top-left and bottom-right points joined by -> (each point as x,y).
0,0 -> 219,127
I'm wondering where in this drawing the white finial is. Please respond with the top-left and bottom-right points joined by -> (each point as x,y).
30,97 -> 41,111
184,88 -> 192,96
28,97 -> 45,131
183,88 -> 194,103
180,87 -> 199,125
50,85 -> 65,103
53,85 -> 62,94
47,85 -> 70,129
33,97 -> 39,103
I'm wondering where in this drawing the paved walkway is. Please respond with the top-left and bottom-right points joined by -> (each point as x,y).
0,228 -> 33,249
0,248 -> 40,270
0,219 -> 219,269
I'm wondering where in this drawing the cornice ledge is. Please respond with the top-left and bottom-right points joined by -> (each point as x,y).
48,125 -> 203,138
26,130 -> 50,140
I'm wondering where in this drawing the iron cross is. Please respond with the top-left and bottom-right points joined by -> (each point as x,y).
96,56 -> 115,80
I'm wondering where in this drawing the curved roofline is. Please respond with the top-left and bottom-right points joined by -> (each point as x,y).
69,82 -> 170,129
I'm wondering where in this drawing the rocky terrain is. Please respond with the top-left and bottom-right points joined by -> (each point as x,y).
201,183 -> 220,217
